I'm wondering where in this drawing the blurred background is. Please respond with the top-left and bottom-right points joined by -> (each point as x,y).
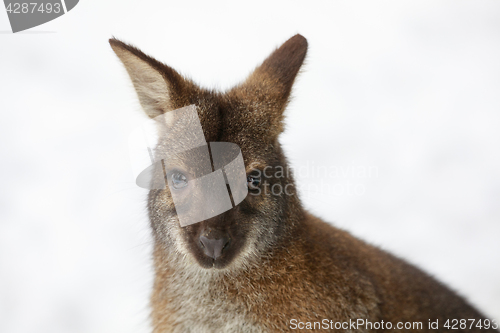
1,1 -> 499,332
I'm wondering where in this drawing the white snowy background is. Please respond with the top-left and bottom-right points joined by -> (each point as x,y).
1,1 -> 499,332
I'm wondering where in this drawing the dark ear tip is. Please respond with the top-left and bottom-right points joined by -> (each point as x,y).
291,34 -> 308,48
109,37 -> 124,49
109,38 -> 139,58
280,34 -> 308,61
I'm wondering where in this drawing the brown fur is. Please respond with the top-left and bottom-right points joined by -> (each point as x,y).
110,35 -> 498,332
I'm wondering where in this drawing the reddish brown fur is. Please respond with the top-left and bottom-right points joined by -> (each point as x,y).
110,35 -> 498,332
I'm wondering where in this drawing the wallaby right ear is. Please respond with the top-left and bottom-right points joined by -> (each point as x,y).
109,38 -> 186,119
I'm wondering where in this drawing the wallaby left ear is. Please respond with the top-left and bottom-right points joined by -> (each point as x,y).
109,38 -> 188,119
240,34 -> 308,107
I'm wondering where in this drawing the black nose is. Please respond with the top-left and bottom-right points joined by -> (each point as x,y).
199,235 -> 230,260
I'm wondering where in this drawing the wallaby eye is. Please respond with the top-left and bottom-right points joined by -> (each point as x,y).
171,172 -> 188,189
247,175 -> 261,190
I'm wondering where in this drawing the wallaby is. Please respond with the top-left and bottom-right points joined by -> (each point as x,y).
110,35 -> 498,332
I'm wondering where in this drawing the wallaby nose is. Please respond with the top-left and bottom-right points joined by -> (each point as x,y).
199,234 -> 230,260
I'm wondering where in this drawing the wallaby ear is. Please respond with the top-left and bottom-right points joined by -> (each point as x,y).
226,35 -> 307,141
109,38 -> 187,119
241,34 -> 308,107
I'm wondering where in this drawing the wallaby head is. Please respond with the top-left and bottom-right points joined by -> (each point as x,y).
111,35 -> 498,333
110,35 -> 307,270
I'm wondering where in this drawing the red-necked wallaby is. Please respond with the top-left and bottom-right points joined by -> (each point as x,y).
110,35 -> 498,332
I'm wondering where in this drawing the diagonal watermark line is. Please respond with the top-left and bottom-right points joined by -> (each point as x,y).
60,0 -> 67,14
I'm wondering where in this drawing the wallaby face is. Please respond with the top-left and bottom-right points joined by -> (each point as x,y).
110,35 -> 307,270
111,35 -> 498,332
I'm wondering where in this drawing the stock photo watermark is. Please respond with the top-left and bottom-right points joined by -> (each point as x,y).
128,105 -> 378,227
247,163 -> 379,197
129,105 -> 248,227
289,318 -> 499,331
3,0 -> 79,33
